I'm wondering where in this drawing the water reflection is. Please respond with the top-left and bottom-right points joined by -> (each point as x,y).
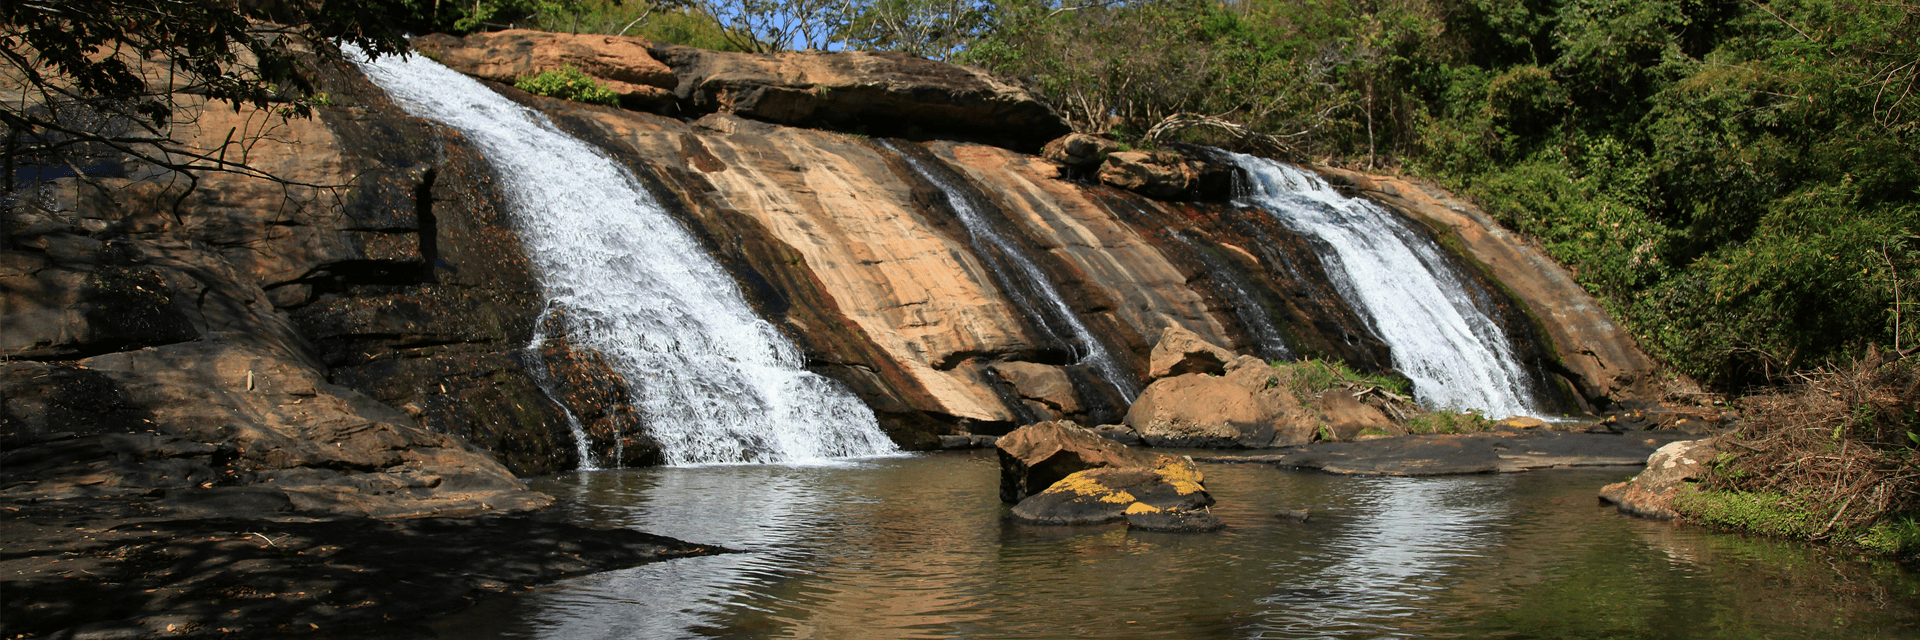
432,454 -> 1920,640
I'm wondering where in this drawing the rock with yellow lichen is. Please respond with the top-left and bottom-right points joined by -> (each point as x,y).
997,420 -> 1165,504
1008,456 -> 1218,529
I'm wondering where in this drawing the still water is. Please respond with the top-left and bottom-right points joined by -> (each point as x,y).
434,452 -> 1920,639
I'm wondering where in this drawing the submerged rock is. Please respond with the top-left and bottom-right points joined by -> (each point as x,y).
1599,438 -> 1721,520
1009,458 -> 1215,527
1126,507 -> 1226,532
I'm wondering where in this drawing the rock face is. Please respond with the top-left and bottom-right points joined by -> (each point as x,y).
1315,168 -> 1668,410
1600,438 -> 1721,519
413,30 -> 677,109
995,420 -> 1161,503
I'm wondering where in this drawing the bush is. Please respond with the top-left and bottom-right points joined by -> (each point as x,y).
1683,352 -> 1920,557
514,66 -> 620,106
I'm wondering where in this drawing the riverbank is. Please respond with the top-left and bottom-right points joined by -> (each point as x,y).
0,494 -> 721,639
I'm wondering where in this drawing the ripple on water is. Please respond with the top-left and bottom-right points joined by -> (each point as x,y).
431,453 -> 1920,640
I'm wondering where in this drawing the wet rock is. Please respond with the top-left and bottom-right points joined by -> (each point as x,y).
937,434 -> 1000,449
1126,507 -> 1225,532
1009,458 -> 1214,526
413,30 -> 678,109
1040,133 -> 1120,170
1203,430 -> 1697,475
1275,508 -> 1311,522
1599,438 -> 1721,520
1147,325 -> 1236,380
1091,423 -> 1144,447
996,420 -> 1162,503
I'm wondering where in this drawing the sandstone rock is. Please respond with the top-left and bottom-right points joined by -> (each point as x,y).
0,340 -> 554,519
1008,457 -> 1214,526
1600,438 -> 1721,520
1098,151 -> 1196,200
1040,133 -> 1120,169
413,30 -> 678,109
1494,416 -> 1549,430
1148,325 -> 1237,380
991,362 -> 1083,418
1123,358 -> 1314,448
1317,390 -> 1396,441
996,420 -> 1164,503
641,41 -> 1070,149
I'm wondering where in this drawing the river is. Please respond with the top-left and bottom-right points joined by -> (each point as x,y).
429,453 -> 1920,639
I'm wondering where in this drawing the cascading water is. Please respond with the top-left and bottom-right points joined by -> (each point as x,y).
1225,152 -> 1541,418
1166,230 -> 1295,361
883,141 -> 1139,403
354,51 -> 898,465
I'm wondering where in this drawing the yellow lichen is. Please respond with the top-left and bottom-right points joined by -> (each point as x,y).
1100,490 -> 1137,504
1153,457 -> 1207,495
1124,502 -> 1162,514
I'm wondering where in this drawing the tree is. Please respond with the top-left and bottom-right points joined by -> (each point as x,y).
841,0 -> 991,60
2,0 -> 413,193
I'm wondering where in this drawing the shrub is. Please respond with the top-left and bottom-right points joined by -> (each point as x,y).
515,66 -> 620,106
1684,351 -> 1920,557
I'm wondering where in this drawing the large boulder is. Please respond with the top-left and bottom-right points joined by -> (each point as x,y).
1008,457 -> 1216,528
639,41 -> 1070,149
1147,325 -> 1237,380
1123,356 -> 1315,448
996,420 -> 1162,503
413,30 -> 678,109
1095,149 -> 1237,201
1040,133 -> 1120,170
1600,438 -> 1722,520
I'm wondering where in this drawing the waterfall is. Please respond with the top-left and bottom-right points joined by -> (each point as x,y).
354,51 -> 898,465
1225,153 -> 1540,418
883,141 -> 1139,403
1166,230 -> 1295,361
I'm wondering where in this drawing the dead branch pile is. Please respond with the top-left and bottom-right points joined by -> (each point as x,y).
1701,350 -> 1920,538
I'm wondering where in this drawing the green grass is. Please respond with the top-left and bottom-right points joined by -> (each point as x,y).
514,66 -> 619,106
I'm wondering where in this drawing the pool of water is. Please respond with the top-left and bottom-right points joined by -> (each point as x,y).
431,452 -> 1920,639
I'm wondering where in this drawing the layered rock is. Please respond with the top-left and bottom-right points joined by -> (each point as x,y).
413,29 -> 677,109
1094,149 -> 1234,201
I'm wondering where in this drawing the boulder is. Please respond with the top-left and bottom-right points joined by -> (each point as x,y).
1148,325 -> 1237,380
1041,133 -> 1120,169
639,41 -> 1070,149
1317,390 -> 1397,440
991,362 -> 1082,419
1098,151 -> 1195,200
1123,357 -> 1314,448
1600,438 -> 1722,520
996,420 -> 1162,503
413,30 -> 678,109
1008,457 -> 1215,526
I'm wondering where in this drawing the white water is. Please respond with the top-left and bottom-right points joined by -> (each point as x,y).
1227,153 -> 1540,418
884,142 -> 1139,402
354,52 -> 897,465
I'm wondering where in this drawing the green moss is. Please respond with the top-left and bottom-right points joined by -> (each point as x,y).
1855,515 -> 1920,557
1674,490 -> 1824,539
514,66 -> 619,106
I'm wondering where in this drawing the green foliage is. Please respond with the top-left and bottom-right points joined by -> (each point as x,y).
1403,409 -> 1494,434
515,66 -> 620,106
1273,357 -> 1412,398
1856,515 -> 1920,557
1674,489 -> 1824,539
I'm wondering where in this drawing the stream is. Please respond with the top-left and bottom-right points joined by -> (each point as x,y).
431,453 -> 1920,639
